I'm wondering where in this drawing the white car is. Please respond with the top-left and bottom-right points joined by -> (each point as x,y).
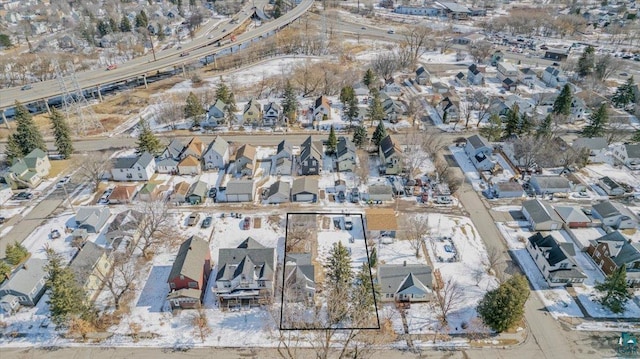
56,175 -> 71,187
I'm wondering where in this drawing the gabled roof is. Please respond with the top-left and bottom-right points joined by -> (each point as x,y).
70,241 -> 109,285
592,201 -> 619,218
455,72 -> 465,80
264,101 -> 281,113
544,66 -> 562,76
336,137 -> 356,159
267,180 -> 290,199
466,134 -> 491,150
226,179 -> 254,195
236,144 -> 256,161
396,272 -> 432,296
531,175 -> 571,190
378,264 -> 433,295
188,180 -> 208,198
23,148 -> 47,169
624,144 -> 640,159
173,181 -> 191,196
468,64 -> 481,75
315,95 -> 330,109
109,185 -> 137,201
209,98 -> 227,114
522,199 -> 562,224
0,258 -> 48,296
277,140 -> 293,155
238,237 -> 266,249
380,135 -> 402,159
184,137 -> 204,157
243,98 -> 261,114
139,182 -> 159,195
113,152 -> 154,169
573,137 -> 607,151
416,66 -> 428,76
205,136 -> 229,156
105,209 -> 143,238
75,206 -> 111,230
168,236 -> 209,283
216,238 -> 274,282
156,157 -> 178,167
164,139 -> 185,159
502,78 -> 515,86
528,232 -> 576,266
291,177 -> 318,195
554,206 -> 590,223
178,155 -> 200,167
300,136 -> 323,163
599,176 -> 621,190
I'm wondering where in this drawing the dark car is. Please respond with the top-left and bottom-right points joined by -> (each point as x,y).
208,188 -> 217,198
201,216 -> 212,228
242,216 -> 251,230
0,217 -> 6,224
337,191 -> 346,203
180,52 -> 190,57
21,84 -> 33,91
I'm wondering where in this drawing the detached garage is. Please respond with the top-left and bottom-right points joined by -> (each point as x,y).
291,177 -> 318,203
226,179 -> 255,202
522,199 -> 563,231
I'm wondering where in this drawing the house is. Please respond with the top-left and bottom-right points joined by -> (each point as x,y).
111,152 -> 156,182
283,253 -> 315,303
299,136 -> 323,176
225,179 -> 255,202
368,184 -> 394,202
494,181 -> 525,198
203,136 -> 230,171
0,258 -> 48,314
529,175 -> 571,195
243,99 -> 262,125
273,140 -> 293,162
519,68 -> 537,86
587,231 -> 640,287
234,144 -> 256,177
75,206 -> 111,233
187,180 -> 208,205
206,99 -> 227,125
488,99 -> 510,118
170,181 -> 191,203
437,95 -> 460,123
611,143 -> 640,170
395,5 -> 440,16
159,139 -> 185,161
108,185 -> 137,204
264,180 -> 290,204
313,95 -> 331,121
455,33 -> 485,45
379,135 -> 403,175
415,66 -> 431,85
0,184 -> 13,204
554,206 -> 591,228
137,182 -> 162,201
572,137 -> 609,164
180,137 -> 205,160
155,158 -> 179,174
592,201 -> 638,230
491,50 -> 504,66
541,66 -> 567,88
544,48 -> 570,61
497,62 -> 518,82
365,208 -> 398,238
23,149 -> 51,178
502,78 -> 517,91
215,237 -> 276,308
167,236 -> 212,309
336,137 -> 356,172
437,1 -> 471,19
598,177 -> 625,196
526,232 -> 586,287
467,64 -> 484,85
454,71 -> 466,86
522,199 -> 563,231
432,82 -> 450,94
177,155 -> 202,176
69,241 -> 112,301
377,263 -> 433,302
274,157 -> 292,176
291,177 -> 318,203
464,134 -> 495,171
569,96 -> 588,122
262,102 -> 281,126
1,149 -> 50,189
104,209 -> 143,250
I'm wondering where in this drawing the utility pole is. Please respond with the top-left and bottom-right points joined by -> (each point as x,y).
61,182 -> 76,215
148,30 -> 157,62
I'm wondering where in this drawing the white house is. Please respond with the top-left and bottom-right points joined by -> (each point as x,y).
497,62 -> 518,82
313,95 -> 331,121
572,137 -> 609,164
592,201 -> 638,230
541,66 -> 567,88
467,64 -> 484,85
529,175 -> 571,195
111,152 -> 156,182
262,102 -> 281,126
611,143 -> 640,170
526,232 -> 586,287
203,136 -> 230,170
464,135 -> 495,171
598,177 -> 625,196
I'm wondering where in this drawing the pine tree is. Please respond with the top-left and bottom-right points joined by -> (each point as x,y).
273,0 -> 283,18
477,274 -> 530,332
326,241 -> 353,288
135,118 -> 162,155
363,68 -> 376,89
49,108 -> 74,159
536,114 -> 553,139
215,82 -> 231,103
281,80 -> 298,123
352,125 -> 367,148
5,101 -> 46,163
352,262 -> 377,309
97,20 -> 109,37
552,84 -> 572,116
519,113 -> 533,135
109,18 -> 118,33
0,261 -> 11,282
504,104 -> 520,138
367,88 -> 385,126
184,92 -> 204,126
225,93 -> 238,125
372,120 -> 387,147
595,264 -> 632,314
340,86 -> 359,129
327,125 -> 337,154
479,113 -> 503,142
120,16 -> 132,32
612,76 -> 636,109
5,242 -> 29,266
368,246 -> 377,268
631,129 -> 640,143
582,103 -> 608,138
45,250 -> 92,327
577,45 -> 595,77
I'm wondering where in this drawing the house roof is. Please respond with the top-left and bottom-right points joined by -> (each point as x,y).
267,180 -> 290,200
109,185 -> 137,201
416,66 -> 429,77
531,175 -> 571,190
573,137 -> 607,151
178,155 -> 200,167
168,236 -> 210,283
210,98 -> 227,114
173,181 -> 191,196
502,78 -> 515,86
544,66 -> 562,76
216,238 -> 274,282
528,232 -> 576,266
264,101 -> 281,113
236,144 -> 256,161
380,135 -> 402,159
156,158 -> 178,167
315,95 -> 330,109
396,272 -> 432,296
599,176 -> 621,190
166,288 -> 202,300
522,199 -> 562,224
291,177 -> 318,195
226,179 -> 254,195
114,152 -> 153,169
592,201 -> 619,218
336,137 -> 356,159
277,140 -> 293,155
70,241 -> 109,285
139,182 -> 158,195
625,144 -> 640,159
368,184 -> 393,196
0,258 -> 48,296
188,181 -> 208,198
300,136 -> 323,163
377,264 -> 433,295
496,181 -> 524,192
365,208 -> 398,231
105,209 -> 143,240
466,134 -> 490,150
184,137 -> 204,156
468,64 -> 481,75
164,139 -> 185,159
75,206 -> 111,230
243,99 -> 260,114
23,148 -> 47,169
554,206 -> 590,224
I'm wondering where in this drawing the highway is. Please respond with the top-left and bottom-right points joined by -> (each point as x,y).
0,0 -> 314,111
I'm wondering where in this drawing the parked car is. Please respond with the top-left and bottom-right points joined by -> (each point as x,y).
208,188 -> 217,198
179,52 -> 190,57
0,217 -> 6,224
187,213 -> 200,226
50,229 -> 61,239
387,29 -> 395,34
344,215 -> 353,230
421,193 -> 429,203
56,175 -> 71,188
436,196 -> 452,205
12,192 -> 33,200
242,216 -> 251,230
106,64 -> 117,70
337,191 -> 346,203
21,84 -> 32,91
201,216 -> 212,228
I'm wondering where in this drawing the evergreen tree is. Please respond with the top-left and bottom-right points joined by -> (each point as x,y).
5,242 -> 29,266
326,241 -> 353,288
612,76 -> 636,109
577,45 -> 595,77
368,246 -> 377,268
479,113 -> 503,142
372,120 -> 387,147
97,20 -> 109,37
536,114 -> 553,139
281,80 -> 298,123
363,68 -> 376,89
552,84 -> 572,116
327,125 -> 337,154
5,101 -> 46,163
340,86 -> 359,128
135,118 -> 162,155
120,16 -> 132,32
352,125 -> 367,148
45,250 -> 92,328
367,88 -> 385,126
581,103 -> 608,138
0,261 -> 11,282
108,18 -> 118,33
631,129 -> 640,143
519,113 -> 533,135
49,108 -> 74,159
504,104 -> 520,138
184,91 -> 205,124
352,262 -> 378,310
595,264 -> 632,314
225,93 -> 238,125
139,10 -> 148,28
215,82 -> 231,103
477,274 -> 530,333
0,33 -> 13,48
273,0 -> 283,18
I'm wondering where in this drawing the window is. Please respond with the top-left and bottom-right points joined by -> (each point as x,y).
138,173 -> 143,179
188,281 -> 197,288
170,283 -> 176,289
596,251 -> 601,258
104,262 -> 109,269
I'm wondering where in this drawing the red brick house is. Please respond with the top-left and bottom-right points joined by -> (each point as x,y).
167,236 -> 212,309
587,231 -> 640,287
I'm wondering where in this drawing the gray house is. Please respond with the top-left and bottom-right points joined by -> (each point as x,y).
283,253 -> 315,303
377,263 -> 433,303
592,201 -> 638,230
0,258 -> 48,313
206,99 -> 227,126
368,184 -> 394,202
573,137 -> 609,164
203,136 -> 230,170
291,177 -> 318,203
225,179 -> 255,202
464,135 -> 495,171
494,181 -> 525,198
529,175 -> 571,195
75,207 -> 111,233
263,102 -> 281,126
299,136 -> 323,176
415,66 -> 431,85
265,180 -> 290,204
522,199 -> 563,231
598,177 -> 625,196
526,232 -> 586,287
336,137 -> 356,172
187,180 -> 208,205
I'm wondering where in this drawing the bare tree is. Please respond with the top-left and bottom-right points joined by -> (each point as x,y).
435,30 -> 453,54
605,116 -> 632,145
485,246 -> 505,276
594,54 -> 622,82
400,131 -> 428,180
511,136 -> 545,178
406,95 -> 423,128
401,25 -> 433,65
192,308 -> 211,343
154,95 -> 185,130
468,40 -> 493,64
355,150 -> 369,186
95,252 -> 137,310
292,60 -> 324,97
460,97 -> 474,129
135,200 -> 176,258
371,52 -> 397,82
401,215 -> 430,258
433,277 -> 464,325
421,131 -> 446,161
76,152 -> 112,191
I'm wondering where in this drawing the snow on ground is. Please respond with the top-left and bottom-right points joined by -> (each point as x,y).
19,212 -> 78,262
576,164 -> 640,195
0,206 -> 23,219
449,145 -> 487,192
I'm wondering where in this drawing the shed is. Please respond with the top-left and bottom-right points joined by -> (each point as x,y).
529,175 -> 571,195
265,181 -> 290,204
291,177 -> 318,203
495,181 -> 524,198
187,181 -> 208,205
368,184 -> 393,201
226,179 -> 255,202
